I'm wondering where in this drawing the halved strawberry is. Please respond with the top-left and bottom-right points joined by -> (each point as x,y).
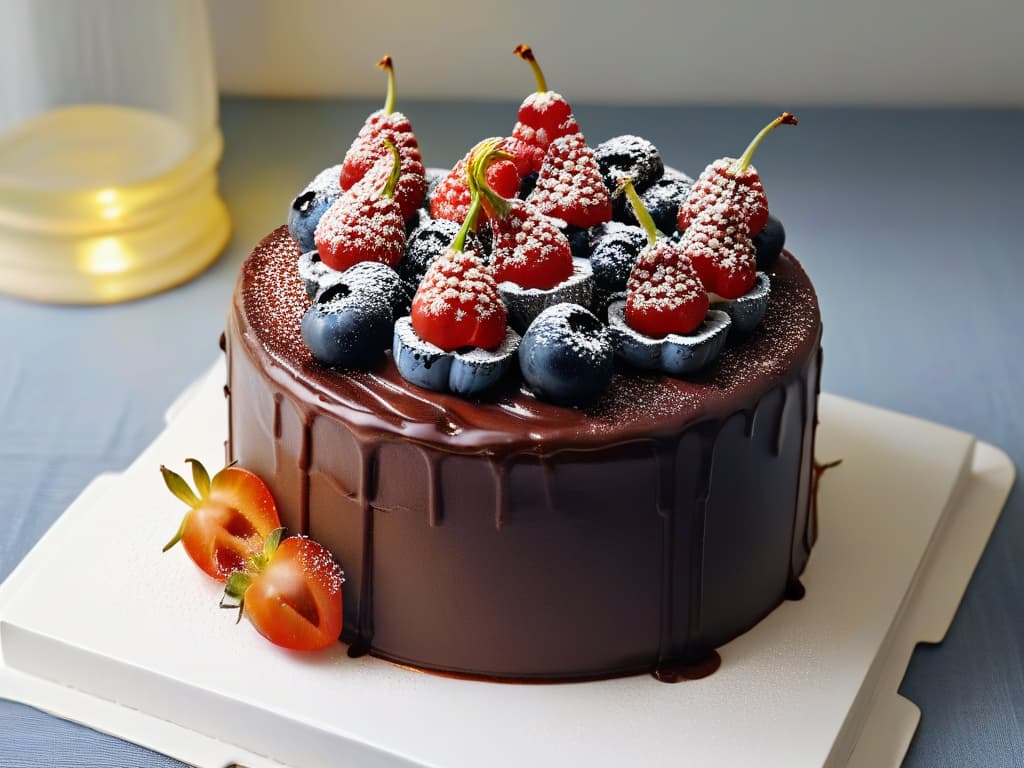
160,459 -> 281,581
510,44 -> 581,175
677,112 -> 797,236
527,133 -> 612,229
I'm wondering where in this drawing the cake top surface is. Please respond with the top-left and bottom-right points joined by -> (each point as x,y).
234,226 -> 820,455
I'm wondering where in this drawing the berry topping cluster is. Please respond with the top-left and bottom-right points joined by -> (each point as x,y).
283,49 -> 797,407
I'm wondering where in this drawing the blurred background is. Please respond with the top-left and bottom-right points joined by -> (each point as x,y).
209,0 -> 1024,106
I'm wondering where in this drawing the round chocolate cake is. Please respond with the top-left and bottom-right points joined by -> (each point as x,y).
223,225 -> 822,680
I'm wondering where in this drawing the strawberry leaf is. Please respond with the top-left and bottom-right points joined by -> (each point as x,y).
160,465 -> 200,508
185,458 -> 211,498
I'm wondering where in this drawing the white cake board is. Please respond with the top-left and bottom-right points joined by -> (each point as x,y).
0,360 -> 1014,768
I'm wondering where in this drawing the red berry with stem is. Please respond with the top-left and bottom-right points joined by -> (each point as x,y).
619,178 -> 708,337
315,139 -> 406,271
509,44 -> 581,175
412,154 -> 508,351
472,139 -> 574,290
339,56 -> 426,216
681,200 -> 758,300
527,133 -> 612,229
430,139 -> 520,224
677,112 -> 797,236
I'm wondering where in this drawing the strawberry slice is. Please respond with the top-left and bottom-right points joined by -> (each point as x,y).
618,178 -> 708,337
677,112 -> 797,236
160,459 -> 281,581
339,56 -> 426,216
315,140 -> 406,271
221,529 -> 345,652
413,150 -> 508,351
471,139 -> 573,290
429,140 -> 520,224
510,44 -> 581,175
527,133 -> 612,229
681,202 -> 758,300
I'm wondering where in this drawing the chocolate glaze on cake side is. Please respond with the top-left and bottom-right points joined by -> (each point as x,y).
224,226 -> 822,681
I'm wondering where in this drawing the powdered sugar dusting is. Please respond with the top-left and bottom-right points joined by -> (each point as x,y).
678,158 -> 766,232
627,240 -> 705,312
314,194 -> 404,267
238,227 -> 820,443
527,134 -> 612,228
413,248 -> 506,323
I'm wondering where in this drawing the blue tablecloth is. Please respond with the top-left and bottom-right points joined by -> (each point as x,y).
1,99 -> 1021,767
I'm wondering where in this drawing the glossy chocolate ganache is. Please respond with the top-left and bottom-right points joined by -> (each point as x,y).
224,226 -> 822,681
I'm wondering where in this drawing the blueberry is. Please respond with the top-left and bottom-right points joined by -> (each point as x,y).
588,222 -> 647,293
287,164 -> 342,251
518,172 -> 539,200
398,218 -> 463,294
619,174 -> 693,235
606,300 -> 731,375
595,135 -> 664,194
297,249 -> 332,300
301,277 -> 394,369
519,303 -> 614,407
392,317 -> 520,396
334,261 -> 410,317
753,214 -> 786,270
563,225 -> 591,259
710,272 -> 771,339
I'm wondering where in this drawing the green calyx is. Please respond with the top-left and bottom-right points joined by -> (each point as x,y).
514,44 -> 548,93
159,458 -> 214,552
614,177 -> 660,245
218,527 -> 284,623
470,137 -> 515,220
378,55 -> 396,115
733,112 -> 798,175
381,139 -> 401,199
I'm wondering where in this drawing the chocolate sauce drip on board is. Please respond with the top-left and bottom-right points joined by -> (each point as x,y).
653,650 -> 722,683
224,227 -> 824,681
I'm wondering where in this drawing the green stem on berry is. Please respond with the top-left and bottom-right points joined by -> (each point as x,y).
470,138 -> 515,219
733,112 -> 798,175
381,139 -> 401,199
378,55 -> 396,115
514,44 -> 548,93
615,177 -> 659,245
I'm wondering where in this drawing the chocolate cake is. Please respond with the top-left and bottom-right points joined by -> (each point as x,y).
223,225 -> 822,681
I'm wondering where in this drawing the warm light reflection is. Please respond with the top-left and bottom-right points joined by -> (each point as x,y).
77,236 -> 134,276
96,188 -> 123,220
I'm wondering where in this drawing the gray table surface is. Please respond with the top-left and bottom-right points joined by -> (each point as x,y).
1,98 -> 1021,767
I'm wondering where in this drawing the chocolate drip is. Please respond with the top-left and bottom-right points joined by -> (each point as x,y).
297,413 -> 313,535
785,579 -> 806,600
686,425 -> 719,656
540,458 -> 557,514
272,393 -> 283,439
492,461 -> 509,529
348,443 -> 378,657
773,385 -> 789,457
425,450 -> 443,527
653,650 -> 721,683
655,439 -> 677,665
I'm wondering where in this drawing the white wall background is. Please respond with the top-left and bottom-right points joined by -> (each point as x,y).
209,0 -> 1024,106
